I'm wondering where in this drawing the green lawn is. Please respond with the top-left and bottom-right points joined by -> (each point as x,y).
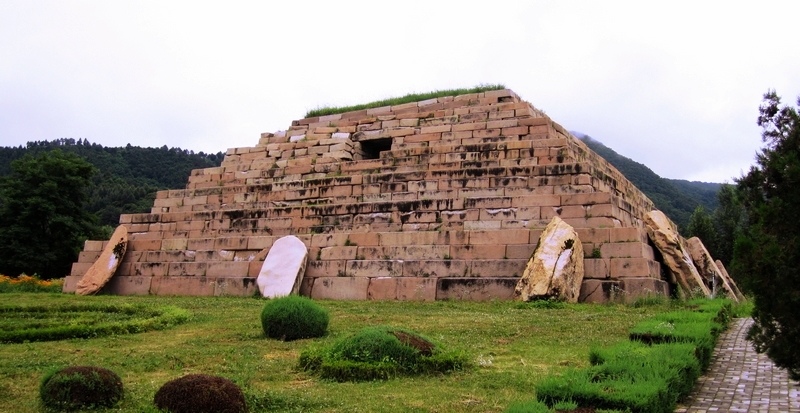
0,293 -> 673,412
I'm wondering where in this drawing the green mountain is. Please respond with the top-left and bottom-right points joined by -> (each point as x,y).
574,133 -> 720,230
0,139 -> 224,227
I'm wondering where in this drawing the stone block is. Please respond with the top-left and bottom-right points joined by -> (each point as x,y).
349,232 -> 381,246
576,228 -> 610,244
487,119 -> 519,129
367,277 -> 397,300
161,238 -> 188,251
609,227 -> 645,243
150,276 -> 216,296
78,250 -> 102,263
84,240 -> 104,252
584,258 -> 610,279
62,275 -> 82,292
306,260 -> 346,277
579,280 -> 620,303
396,278 -> 437,301
601,242 -> 654,259
609,258 -> 661,279
436,278 -> 517,301
561,192 -> 613,206
464,220 -> 502,230
214,277 -> 259,297
468,229 -> 530,245
101,276 -> 152,295
505,244 -> 536,259
403,260 -> 467,278
188,238 -> 216,251
311,233 -> 350,248
214,237 -> 250,251
347,260 -> 403,277
132,262 -> 168,277
128,239 -> 162,251
450,245 -> 506,259
299,277 -> 314,296
379,232 -> 439,246
205,261 -> 249,277
441,209 -> 479,222
470,259 -> 526,277
311,277 -> 369,300
320,246 -> 358,260
512,195 -> 561,207
618,278 -> 669,301
167,262 -> 207,277
501,126 -> 529,136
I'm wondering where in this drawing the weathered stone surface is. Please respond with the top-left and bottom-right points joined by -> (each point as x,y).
256,235 -> 308,298
686,237 -> 740,302
644,211 -> 710,298
436,278 -> 517,301
515,216 -> 584,302
578,280 -> 620,303
716,259 -> 746,302
75,226 -> 128,295
69,89 -> 675,301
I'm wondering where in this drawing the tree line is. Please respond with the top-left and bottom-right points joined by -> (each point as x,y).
0,139 -> 223,279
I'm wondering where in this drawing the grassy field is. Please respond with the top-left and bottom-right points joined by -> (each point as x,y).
0,293 -> 677,412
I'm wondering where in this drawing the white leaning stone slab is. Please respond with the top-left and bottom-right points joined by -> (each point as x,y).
256,235 -> 308,298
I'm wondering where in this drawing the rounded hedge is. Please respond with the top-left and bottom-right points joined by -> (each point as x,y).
329,326 -> 433,367
300,325 -> 467,381
154,374 -> 246,413
40,366 -> 123,410
260,295 -> 329,341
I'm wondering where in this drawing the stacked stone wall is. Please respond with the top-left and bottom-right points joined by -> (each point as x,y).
66,89 -> 668,301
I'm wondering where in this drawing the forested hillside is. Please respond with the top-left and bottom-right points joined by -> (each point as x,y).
0,139 -> 224,227
576,134 -> 721,230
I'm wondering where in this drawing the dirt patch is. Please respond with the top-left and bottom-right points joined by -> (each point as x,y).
390,330 -> 435,356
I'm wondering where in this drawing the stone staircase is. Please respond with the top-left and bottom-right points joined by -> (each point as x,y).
65,89 -> 670,301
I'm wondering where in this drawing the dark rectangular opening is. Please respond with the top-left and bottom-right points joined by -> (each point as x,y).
360,138 -> 393,160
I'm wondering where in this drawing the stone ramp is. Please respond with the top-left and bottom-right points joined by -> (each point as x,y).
676,318 -> 800,412
66,89 -> 671,300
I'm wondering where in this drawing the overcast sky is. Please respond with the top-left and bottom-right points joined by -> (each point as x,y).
2,1 -> 798,183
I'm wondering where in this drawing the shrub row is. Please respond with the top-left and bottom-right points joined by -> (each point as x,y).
0,303 -> 190,343
519,299 -> 734,413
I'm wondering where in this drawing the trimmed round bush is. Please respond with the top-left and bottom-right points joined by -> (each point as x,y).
154,374 -> 246,413
39,366 -> 123,410
260,295 -> 329,341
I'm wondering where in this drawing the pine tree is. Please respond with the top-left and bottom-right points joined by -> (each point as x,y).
733,90 -> 800,380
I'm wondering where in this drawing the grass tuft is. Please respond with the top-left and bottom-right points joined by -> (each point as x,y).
305,84 -> 506,118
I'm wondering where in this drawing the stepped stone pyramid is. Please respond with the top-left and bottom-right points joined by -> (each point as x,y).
65,89 -> 671,302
